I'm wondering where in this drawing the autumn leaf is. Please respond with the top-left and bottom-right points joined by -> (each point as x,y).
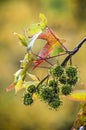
15,79 -> 23,93
27,14 -> 47,51
28,73 -> 39,82
6,52 -> 34,93
33,28 -> 65,68
6,83 -> 15,92
66,90 -> 86,102
28,13 -> 47,36
32,93 -> 39,100
39,13 -> 47,29
6,69 -> 22,92
50,45 -> 64,57
14,32 -> 28,47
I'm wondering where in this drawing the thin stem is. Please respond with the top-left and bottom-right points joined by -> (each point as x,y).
32,51 -> 53,66
45,52 -> 67,60
36,74 -> 50,89
69,58 -> 72,66
44,58 -> 53,66
37,66 -> 50,69
46,26 -> 69,52
37,37 -> 86,89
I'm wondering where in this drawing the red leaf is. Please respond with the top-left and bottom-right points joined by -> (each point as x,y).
38,28 -> 60,45
33,28 -> 65,69
6,83 -> 15,92
33,42 -> 53,69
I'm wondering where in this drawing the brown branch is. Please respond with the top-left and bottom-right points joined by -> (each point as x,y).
37,37 -> 86,89
61,37 -> 86,66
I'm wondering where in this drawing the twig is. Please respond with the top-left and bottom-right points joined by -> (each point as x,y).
36,74 -> 50,89
46,26 -> 69,52
61,37 -> 86,66
37,37 -> 86,89
31,51 -> 53,66
45,52 -> 67,60
37,66 -> 50,69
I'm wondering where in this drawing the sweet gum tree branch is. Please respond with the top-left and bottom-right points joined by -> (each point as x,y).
37,37 -> 86,88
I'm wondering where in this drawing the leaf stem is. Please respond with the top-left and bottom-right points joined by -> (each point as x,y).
46,26 -> 69,52
32,51 -> 53,66
37,37 -> 86,89
45,52 -> 67,60
36,74 -> 50,89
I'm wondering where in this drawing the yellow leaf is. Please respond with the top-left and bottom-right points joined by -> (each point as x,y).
32,93 -> 39,100
28,13 -> 47,36
28,73 -> 39,82
14,32 -> 28,47
39,13 -> 47,29
15,79 -> 23,93
66,90 -> 86,102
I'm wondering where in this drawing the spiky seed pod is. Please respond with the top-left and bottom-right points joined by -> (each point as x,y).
61,84 -> 72,95
66,66 -> 77,78
23,93 -> 33,105
48,97 -> 61,109
59,75 -> 67,84
39,86 -> 55,102
27,85 -> 36,93
23,97 -> 33,105
48,80 -> 59,93
49,80 -> 57,87
51,65 -> 64,77
23,92 -> 31,98
67,76 -> 78,85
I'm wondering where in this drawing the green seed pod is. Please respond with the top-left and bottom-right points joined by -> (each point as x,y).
61,84 -> 72,95
23,97 -> 33,105
23,93 -> 31,98
66,66 -> 77,78
49,80 -> 57,87
23,93 -> 33,105
48,80 -> 59,93
39,86 -> 55,102
59,75 -> 67,84
48,97 -> 61,109
27,85 -> 36,93
52,65 -> 64,77
67,76 -> 78,85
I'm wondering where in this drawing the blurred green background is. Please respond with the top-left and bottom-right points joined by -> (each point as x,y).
0,0 -> 86,130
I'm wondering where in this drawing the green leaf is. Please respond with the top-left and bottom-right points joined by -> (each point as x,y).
15,79 -> 23,93
20,53 -> 29,68
50,45 -> 64,56
28,24 -> 42,36
28,13 -> 47,36
14,32 -> 28,47
39,13 -> 47,29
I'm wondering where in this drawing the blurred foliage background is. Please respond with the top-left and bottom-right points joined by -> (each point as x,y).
0,0 -> 86,130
